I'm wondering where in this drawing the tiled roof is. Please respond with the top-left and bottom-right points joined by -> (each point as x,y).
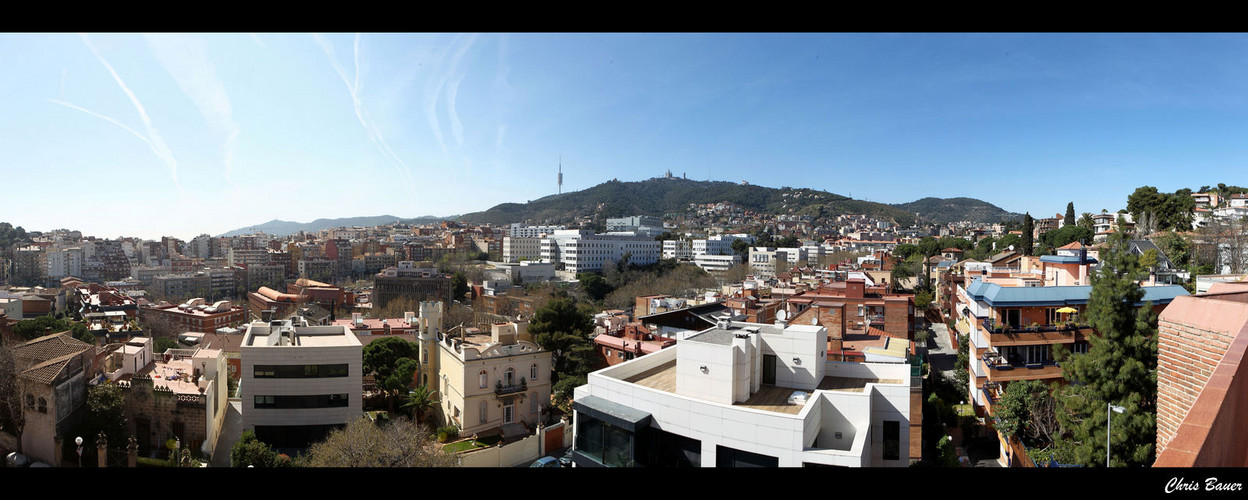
13,333 -> 91,368
965,278 -> 1189,307
18,352 -> 80,385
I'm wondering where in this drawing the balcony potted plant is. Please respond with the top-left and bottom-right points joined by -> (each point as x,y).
1028,322 -> 1040,333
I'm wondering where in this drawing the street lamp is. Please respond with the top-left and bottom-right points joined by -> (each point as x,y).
75,436 -> 83,467
1106,403 -> 1125,467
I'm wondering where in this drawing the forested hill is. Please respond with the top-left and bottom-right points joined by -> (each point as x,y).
892,197 -> 1022,225
458,178 -> 935,226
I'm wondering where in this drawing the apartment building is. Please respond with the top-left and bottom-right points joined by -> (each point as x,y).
139,298 -> 248,334
373,262 -> 453,308
503,236 -> 543,264
571,319 -> 913,467
240,318 -> 363,448
508,223 -> 565,239
540,230 -> 661,274
437,321 -> 552,439
953,252 -> 1187,463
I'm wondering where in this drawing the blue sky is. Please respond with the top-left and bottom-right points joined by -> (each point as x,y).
4,33 -> 1248,240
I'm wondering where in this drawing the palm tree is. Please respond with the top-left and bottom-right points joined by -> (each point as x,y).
402,384 -> 439,426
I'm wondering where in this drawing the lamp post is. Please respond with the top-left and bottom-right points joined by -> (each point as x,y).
75,436 -> 83,468
1106,403 -> 1125,467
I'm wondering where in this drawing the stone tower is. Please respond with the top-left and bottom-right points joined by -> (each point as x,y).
418,301 -> 444,388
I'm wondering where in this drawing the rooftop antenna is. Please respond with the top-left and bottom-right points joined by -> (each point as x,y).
557,157 -> 563,195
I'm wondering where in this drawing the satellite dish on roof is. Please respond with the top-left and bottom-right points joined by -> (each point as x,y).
776,309 -> 787,322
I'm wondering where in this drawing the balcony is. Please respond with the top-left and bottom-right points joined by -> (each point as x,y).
494,378 -> 527,396
980,350 -> 1064,382
980,319 -> 1091,346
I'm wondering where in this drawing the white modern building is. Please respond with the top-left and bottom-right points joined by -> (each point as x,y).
502,236 -> 543,263
239,317 -> 363,449
508,223 -> 565,239
571,319 -> 912,467
540,229 -> 661,274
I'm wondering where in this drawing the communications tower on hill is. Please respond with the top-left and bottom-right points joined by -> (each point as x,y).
557,157 -> 563,195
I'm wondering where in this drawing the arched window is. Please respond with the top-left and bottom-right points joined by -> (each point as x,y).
478,370 -> 488,389
25,394 -> 34,409
530,363 -> 538,380
37,397 -> 47,414
505,367 -> 515,387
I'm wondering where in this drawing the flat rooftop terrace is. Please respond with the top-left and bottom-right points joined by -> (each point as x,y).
621,359 -> 903,415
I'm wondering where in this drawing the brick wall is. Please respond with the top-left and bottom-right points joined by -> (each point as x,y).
1156,294 -> 1248,456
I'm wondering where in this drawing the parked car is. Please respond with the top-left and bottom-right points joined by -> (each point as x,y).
6,452 -> 30,467
530,456 -> 561,468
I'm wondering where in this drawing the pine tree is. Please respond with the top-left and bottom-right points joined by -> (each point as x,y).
1065,202 -> 1076,228
1022,213 -> 1034,256
1054,231 -> 1158,466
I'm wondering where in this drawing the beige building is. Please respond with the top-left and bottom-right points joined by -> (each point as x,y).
12,333 -> 98,465
437,321 -> 552,440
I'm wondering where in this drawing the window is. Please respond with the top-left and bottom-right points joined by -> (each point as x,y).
530,394 -> 538,413
479,370 -> 488,389
479,400 -> 488,424
253,364 -> 348,378
25,394 -> 34,409
37,397 -> 47,414
530,363 -> 538,380
505,367 -> 515,387
883,421 -> 900,461
254,394 -> 349,409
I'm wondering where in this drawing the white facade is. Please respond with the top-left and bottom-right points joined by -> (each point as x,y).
542,229 -> 661,274
239,318 -> 363,448
502,236 -> 543,263
693,254 -> 739,274
508,224 -> 565,239
663,240 -> 693,260
572,320 -> 911,467
45,247 -> 83,279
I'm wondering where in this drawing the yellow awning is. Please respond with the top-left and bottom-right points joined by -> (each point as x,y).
1056,307 -> 1078,314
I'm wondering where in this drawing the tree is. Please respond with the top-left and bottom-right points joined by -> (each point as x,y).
451,271 -> 469,301
0,342 -> 23,452
1054,231 -> 1158,466
231,429 -> 280,467
401,384 -> 439,426
914,289 -> 935,312
1021,213 -> 1034,256
730,238 -> 750,256
154,337 -> 178,354
1040,225 -> 1093,250
994,380 -> 1059,446
1078,212 -> 1095,230
953,333 -> 970,400
889,256 -> 918,293
362,337 -> 420,412
86,382 -> 128,449
1065,202 -> 1076,228
893,243 -> 918,261
578,273 -> 613,302
304,417 -> 458,467
529,298 -> 595,385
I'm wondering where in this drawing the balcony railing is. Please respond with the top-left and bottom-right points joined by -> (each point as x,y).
494,378 -> 527,396
980,319 -> 1090,335
981,350 -> 1060,370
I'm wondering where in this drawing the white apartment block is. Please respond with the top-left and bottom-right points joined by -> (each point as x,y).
508,223 -> 565,239
541,230 -> 661,274
45,247 -> 83,279
571,320 -> 912,467
693,254 -> 740,274
663,240 -> 693,260
503,236 -> 544,263
748,247 -> 800,278
240,318 -> 362,449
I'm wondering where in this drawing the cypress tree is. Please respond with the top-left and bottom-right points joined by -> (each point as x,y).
1021,213 -> 1034,256
1065,202 -> 1076,228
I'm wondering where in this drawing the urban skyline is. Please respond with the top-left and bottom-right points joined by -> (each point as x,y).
6,33 -> 1248,239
